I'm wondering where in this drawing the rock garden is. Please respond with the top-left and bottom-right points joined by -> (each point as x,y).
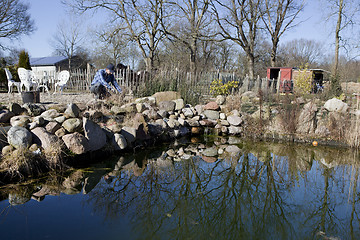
0,90 -> 358,184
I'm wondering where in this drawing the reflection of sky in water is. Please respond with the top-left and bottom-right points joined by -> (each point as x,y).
0,142 -> 360,240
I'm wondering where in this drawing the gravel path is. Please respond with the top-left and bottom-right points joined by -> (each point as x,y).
0,92 -> 95,106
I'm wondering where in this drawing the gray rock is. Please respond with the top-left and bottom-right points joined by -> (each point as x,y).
64,103 -> 80,118
2,145 -> 13,155
199,119 -> 217,127
182,108 -> 194,118
0,110 -> 15,123
31,127 -> 59,150
104,118 -> 122,133
7,126 -> 32,149
112,133 -> 128,150
186,119 -> 200,127
40,109 -> 60,120
194,105 -> 204,115
22,103 -> 46,116
220,112 -> 226,120
158,101 -> 176,112
62,132 -> 89,155
62,118 -> 82,133
203,110 -> 220,120
216,95 -> 226,105
32,116 -> 45,126
155,119 -> 168,129
10,115 -> 30,127
227,115 -> 243,126
178,117 -> 186,126
135,96 -> 156,105
173,99 -> 185,110
121,126 -> 137,144
83,118 -> 107,151
157,110 -> 168,118
8,103 -> 25,115
55,128 -> 66,138
143,108 -> 160,120
324,98 -> 348,113
54,116 -> 66,124
45,121 -> 62,134
228,126 -> 242,135
297,101 -> 318,134
220,120 -> 230,126
167,118 -> 180,128
136,103 -> 147,113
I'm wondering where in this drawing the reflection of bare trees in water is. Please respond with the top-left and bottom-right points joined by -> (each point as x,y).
2,141 -> 360,239
86,143 -> 358,239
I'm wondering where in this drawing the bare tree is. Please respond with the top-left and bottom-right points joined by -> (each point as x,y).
50,16 -> 86,70
261,0 -> 305,67
66,0 -> 166,72
277,38 -> 324,67
323,0 -> 359,76
212,0 -> 263,79
0,0 -> 35,49
162,0 -> 211,72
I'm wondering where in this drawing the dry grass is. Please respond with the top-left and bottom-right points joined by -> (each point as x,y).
0,148 -> 43,179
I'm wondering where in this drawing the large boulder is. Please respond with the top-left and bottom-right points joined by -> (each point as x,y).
152,91 -> 181,103
324,98 -> 349,113
297,101 -> 318,134
31,127 -> 59,150
7,126 -> 32,149
62,132 -> 89,155
83,118 -> 107,151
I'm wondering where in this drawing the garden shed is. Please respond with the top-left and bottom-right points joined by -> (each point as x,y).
267,67 -> 328,93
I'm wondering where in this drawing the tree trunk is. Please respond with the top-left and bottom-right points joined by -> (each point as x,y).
270,40 -> 279,67
333,0 -> 343,77
247,54 -> 255,79
145,57 -> 152,72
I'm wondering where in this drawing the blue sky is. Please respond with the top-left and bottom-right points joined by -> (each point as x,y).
10,0 -> 333,58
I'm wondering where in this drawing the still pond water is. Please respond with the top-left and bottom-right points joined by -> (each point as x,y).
0,137 -> 360,240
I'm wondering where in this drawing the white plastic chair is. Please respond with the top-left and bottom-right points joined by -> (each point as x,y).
4,68 -> 21,94
17,68 -> 38,91
53,70 -> 70,94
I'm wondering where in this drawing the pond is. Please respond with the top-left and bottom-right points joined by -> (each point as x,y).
0,136 -> 359,240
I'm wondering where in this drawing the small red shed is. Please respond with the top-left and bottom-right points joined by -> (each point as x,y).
267,67 -> 328,93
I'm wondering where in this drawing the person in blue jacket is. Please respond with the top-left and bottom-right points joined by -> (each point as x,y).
90,64 -> 122,99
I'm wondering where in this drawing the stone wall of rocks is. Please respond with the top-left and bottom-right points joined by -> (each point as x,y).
0,91 -> 357,179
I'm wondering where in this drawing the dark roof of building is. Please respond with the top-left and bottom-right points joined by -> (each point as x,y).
30,56 -> 67,66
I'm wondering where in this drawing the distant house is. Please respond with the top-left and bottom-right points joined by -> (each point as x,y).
30,55 -> 89,80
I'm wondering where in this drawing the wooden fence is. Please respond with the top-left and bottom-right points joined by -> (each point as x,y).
67,68 -> 276,97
